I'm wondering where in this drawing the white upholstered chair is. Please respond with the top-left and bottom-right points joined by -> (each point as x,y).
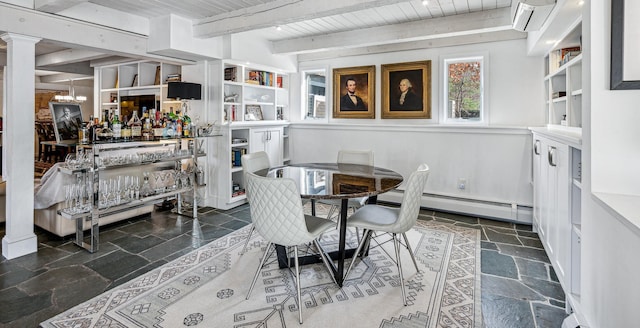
318,149 -> 374,222
344,163 -> 430,306
240,151 -> 271,255
244,172 -> 336,324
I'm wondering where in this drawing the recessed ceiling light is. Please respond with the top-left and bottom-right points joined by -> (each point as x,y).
422,0 -> 429,6
577,0 -> 584,5
546,40 -> 556,44
275,26 -> 282,31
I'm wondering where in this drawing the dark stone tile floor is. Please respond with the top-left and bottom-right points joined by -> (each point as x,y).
0,205 -> 568,328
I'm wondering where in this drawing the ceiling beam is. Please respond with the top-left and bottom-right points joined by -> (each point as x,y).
0,3 -> 197,64
34,0 -> 87,13
36,48 -> 109,66
193,0 -> 416,38
38,71 -> 93,83
273,7 -> 513,54
35,62 -> 93,75
297,29 -> 527,61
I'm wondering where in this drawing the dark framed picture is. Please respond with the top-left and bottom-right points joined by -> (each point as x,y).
381,60 -> 431,119
332,65 -> 375,119
49,102 -> 83,142
611,0 -> 640,89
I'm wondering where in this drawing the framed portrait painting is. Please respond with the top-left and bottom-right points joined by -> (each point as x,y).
381,60 -> 431,119
49,102 -> 83,142
332,65 -> 375,119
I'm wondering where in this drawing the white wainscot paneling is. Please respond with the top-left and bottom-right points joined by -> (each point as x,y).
290,124 -> 533,223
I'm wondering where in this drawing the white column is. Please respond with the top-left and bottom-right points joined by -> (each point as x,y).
1,33 -> 40,259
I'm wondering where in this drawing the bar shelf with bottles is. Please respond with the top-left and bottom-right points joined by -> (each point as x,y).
58,120 -> 217,252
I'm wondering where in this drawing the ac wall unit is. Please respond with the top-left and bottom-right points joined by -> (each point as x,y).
511,0 -> 556,32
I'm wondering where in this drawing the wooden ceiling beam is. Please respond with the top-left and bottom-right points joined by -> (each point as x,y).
193,0 -> 416,38
272,7 -> 513,54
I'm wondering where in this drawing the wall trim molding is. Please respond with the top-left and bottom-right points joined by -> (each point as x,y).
290,122 -> 533,135
380,189 -> 533,224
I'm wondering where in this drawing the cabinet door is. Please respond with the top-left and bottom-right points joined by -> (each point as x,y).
545,139 -> 570,287
532,137 -> 543,231
250,128 -> 283,167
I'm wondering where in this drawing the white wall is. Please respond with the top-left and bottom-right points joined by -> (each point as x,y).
287,39 -> 542,221
295,39 -> 545,127
228,33 -> 297,73
581,0 -> 640,327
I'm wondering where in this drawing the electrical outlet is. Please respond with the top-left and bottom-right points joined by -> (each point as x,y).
457,178 -> 467,190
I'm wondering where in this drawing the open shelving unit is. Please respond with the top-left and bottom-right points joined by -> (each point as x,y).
96,60 -> 182,119
543,22 -> 582,131
221,62 -> 289,124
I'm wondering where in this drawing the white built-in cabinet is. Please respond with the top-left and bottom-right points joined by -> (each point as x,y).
250,127 -> 283,167
212,123 -> 289,210
209,59 -> 291,210
531,127 -> 582,313
532,16 -> 584,322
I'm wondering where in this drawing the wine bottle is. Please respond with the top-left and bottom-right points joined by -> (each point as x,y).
112,114 -> 121,139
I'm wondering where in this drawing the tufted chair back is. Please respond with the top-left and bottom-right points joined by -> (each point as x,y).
392,164 -> 430,233
245,172 -> 316,246
241,151 -> 270,176
337,149 -> 374,166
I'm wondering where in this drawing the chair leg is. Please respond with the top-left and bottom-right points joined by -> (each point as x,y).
326,205 -> 338,221
246,242 -> 273,300
293,246 -> 303,324
402,232 -> 420,272
344,229 -> 372,281
393,234 -> 408,306
313,239 -> 338,286
240,225 -> 255,255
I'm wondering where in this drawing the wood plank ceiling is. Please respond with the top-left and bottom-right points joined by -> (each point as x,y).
0,0 -> 521,77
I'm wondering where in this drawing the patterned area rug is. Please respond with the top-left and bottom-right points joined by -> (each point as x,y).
41,216 -> 481,327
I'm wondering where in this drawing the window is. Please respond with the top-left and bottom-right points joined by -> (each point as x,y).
443,56 -> 486,124
302,69 -> 326,120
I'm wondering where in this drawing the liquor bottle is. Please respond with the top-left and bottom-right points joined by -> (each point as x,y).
121,115 -> 131,140
86,115 -> 94,142
99,118 -> 113,140
183,119 -> 190,137
128,110 -> 142,138
112,114 -> 121,139
153,113 -> 164,137
142,118 -> 152,140
176,116 -> 182,136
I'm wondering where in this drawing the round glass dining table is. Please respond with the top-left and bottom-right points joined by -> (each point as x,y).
257,162 -> 404,286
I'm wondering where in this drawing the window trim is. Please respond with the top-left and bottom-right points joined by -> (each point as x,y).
300,67 -> 329,123
440,53 -> 488,125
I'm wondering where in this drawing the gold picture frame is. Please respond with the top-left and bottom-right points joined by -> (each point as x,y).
332,65 -> 375,119
381,60 -> 431,119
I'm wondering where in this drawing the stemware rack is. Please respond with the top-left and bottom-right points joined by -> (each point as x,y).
58,138 -> 206,253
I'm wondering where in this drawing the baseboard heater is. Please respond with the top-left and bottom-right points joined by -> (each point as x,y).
378,190 -> 533,224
